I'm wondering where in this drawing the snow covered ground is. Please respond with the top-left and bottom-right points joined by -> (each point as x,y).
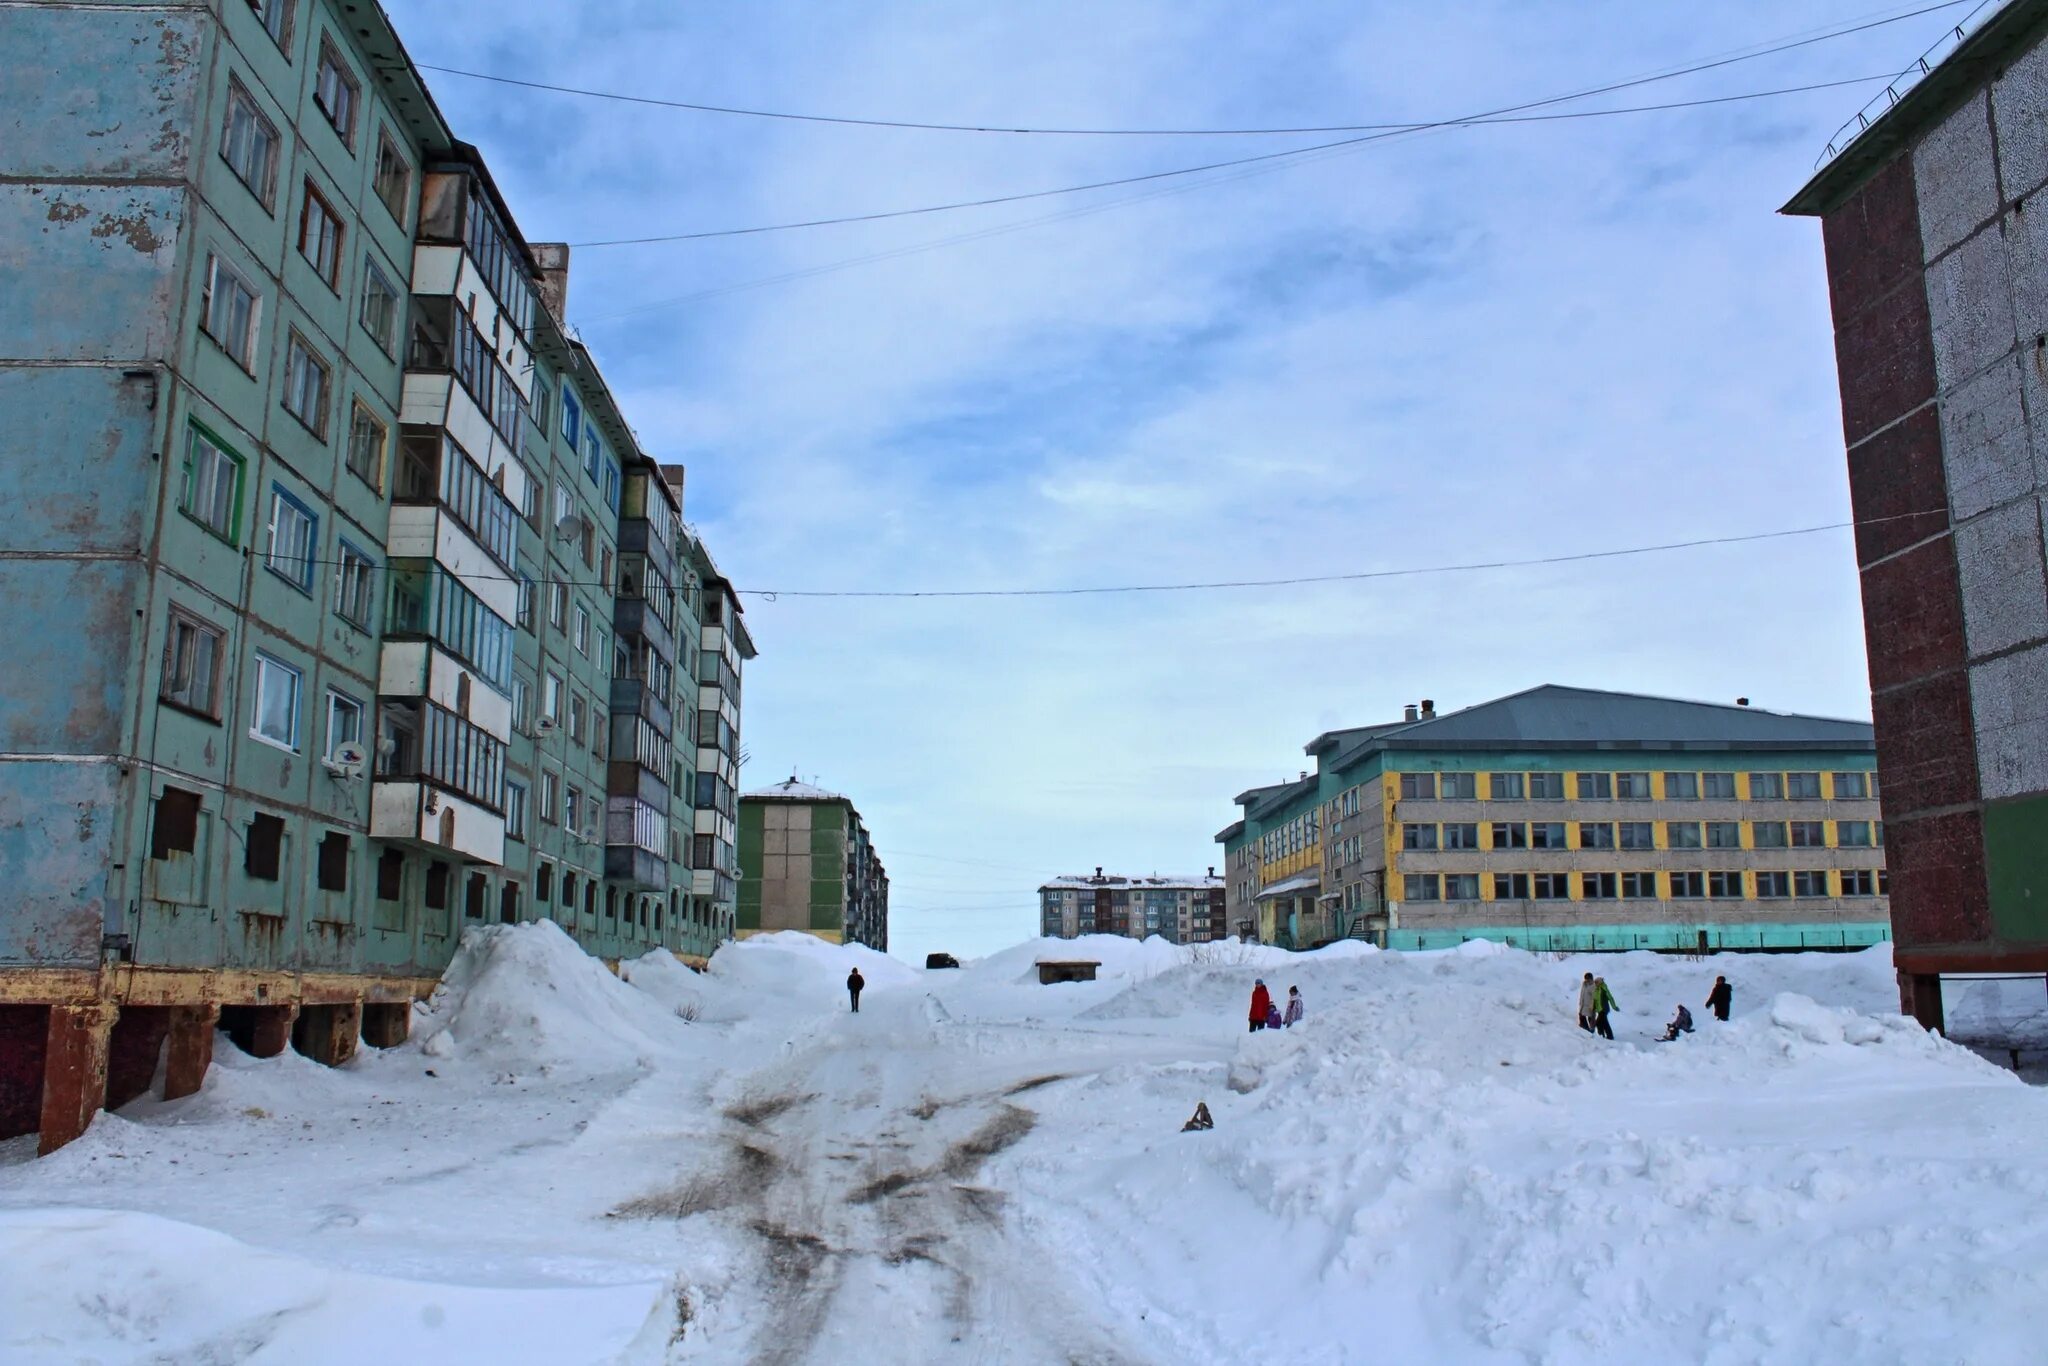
4,926 -> 2046,1364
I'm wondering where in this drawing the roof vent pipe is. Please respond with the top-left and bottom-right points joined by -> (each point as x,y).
1095,865 -> 1103,880
1403,704 -> 1420,722
1736,697 -> 1750,707
1420,699 -> 1436,718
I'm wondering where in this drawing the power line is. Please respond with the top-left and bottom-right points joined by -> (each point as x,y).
421,1 -> 1969,141
189,505 -> 1946,601
568,73 -> 1900,248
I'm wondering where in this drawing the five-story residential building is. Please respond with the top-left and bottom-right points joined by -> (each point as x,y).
1038,871 -> 1226,944
737,779 -> 889,951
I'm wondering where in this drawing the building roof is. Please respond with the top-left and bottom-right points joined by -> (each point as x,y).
1783,0 -> 2048,216
1360,684 -> 1873,753
744,778 -> 846,802
1255,871 -> 1320,900
1039,873 -> 1223,891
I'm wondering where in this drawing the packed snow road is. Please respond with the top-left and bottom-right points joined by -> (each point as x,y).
5,925 -> 2048,1364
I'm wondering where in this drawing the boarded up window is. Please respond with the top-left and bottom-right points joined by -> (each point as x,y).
464,871 -> 486,920
317,831 -> 349,892
499,881 -> 519,924
424,859 -> 449,910
377,848 -> 404,901
535,861 -> 553,902
151,787 -> 201,859
605,887 -> 618,921
245,813 -> 285,880
561,872 -> 577,908
584,881 -> 596,918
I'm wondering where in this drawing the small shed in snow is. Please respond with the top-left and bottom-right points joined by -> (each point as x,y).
1037,960 -> 1100,985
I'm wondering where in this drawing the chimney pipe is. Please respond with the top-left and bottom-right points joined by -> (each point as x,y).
1095,865 -> 1103,880
1207,865 -> 1215,878
1403,704 -> 1419,722
1420,698 -> 1436,718
1736,697 -> 1750,708
531,243 -> 571,325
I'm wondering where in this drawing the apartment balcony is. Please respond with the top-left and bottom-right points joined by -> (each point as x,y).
609,675 -> 672,739
605,797 -> 668,889
369,694 -> 507,867
611,597 -> 675,662
378,639 -> 513,743
370,781 -> 505,867
385,503 -> 519,626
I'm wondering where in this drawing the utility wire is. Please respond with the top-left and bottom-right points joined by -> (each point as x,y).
422,0 -> 1968,141
570,73 -> 1900,248
196,505 -> 1947,600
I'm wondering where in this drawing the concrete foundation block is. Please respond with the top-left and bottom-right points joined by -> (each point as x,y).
360,1001 -> 410,1049
38,1003 -> 116,1155
292,1002 -> 360,1067
1899,970 -> 1946,1034
163,1003 -> 218,1101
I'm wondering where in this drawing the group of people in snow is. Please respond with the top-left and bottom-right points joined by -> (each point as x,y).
1246,979 -> 1304,1032
1577,971 -> 1735,1041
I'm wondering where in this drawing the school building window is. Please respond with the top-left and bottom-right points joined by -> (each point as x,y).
1580,872 -> 1616,900
1491,872 -> 1529,899
1443,874 -> 1480,901
1578,822 -> 1615,850
1530,822 -> 1568,850
1490,822 -> 1528,849
1440,773 -> 1476,800
1832,772 -> 1869,799
1790,821 -> 1827,848
1618,822 -> 1654,850
1665,820 -> 1701,849
1401,823 -> 1437,851
1706,822 -> 1742,849
1528,772 -> 1565,800
1489,772 -> 1525,800
1575,772 -> 1612,800
1399,773 -> 1435,800
1620,871 -> 1657,898
1702,772 -> 1737,800
1752,821 -> 1788,849
1837,821 -> 1873,847
1787,772 -> 1823,800
1662,771 -> 1698,800
1749,772 -> 1785,800
1708,871 -> 1744,899
1669,871 -> 1705,899
1442,822 -> 1480,850
1531,873 -> 1570,900
1755,871 -> 1792,899
1794,870 -> 1830,898
1615,772 -> 1652,800
1402,874 -> 1440,902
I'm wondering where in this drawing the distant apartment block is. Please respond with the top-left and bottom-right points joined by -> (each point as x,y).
1216,687 -> 1889,953
0,0 -> 750,1152
737,780 -> 888,952
1038,870 -> 1226,944
1783,0 -> 2048,1026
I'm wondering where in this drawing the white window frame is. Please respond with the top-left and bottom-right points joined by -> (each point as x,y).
251,651 -> 302,752
334,540 -> 375,629
162,606 -> 224,717
324,688 -> 364,761
263,485 -> 317,590
373,126 -> 412,224
248,0 -> 293,50
220,78 -> 280,209
200,253 -> 261,371
183,424 -> 243,542
346,400 -> 387,490
282,330 -> 332,437
313,38 -> 359,149
298,180 -> 343,288
359,254 -> 400,354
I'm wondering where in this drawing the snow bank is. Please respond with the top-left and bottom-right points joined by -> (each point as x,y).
0,1208 -> 664,1364
413,921 -> 689,1071
705,930 -> 918,1003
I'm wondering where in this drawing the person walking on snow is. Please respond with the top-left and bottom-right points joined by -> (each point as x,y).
1248,979 -> 1272,1033
1706,975 -> 1733,1022
1576,972 -> 1598,1032
847,968 -> 864,1014
1588,976 -> 1618,1040
1283,986 -> 1304,1027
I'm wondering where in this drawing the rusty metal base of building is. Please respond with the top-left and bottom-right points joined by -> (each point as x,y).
0,965 -> 438,1156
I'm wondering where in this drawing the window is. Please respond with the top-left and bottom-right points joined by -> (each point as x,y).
263,486 -> 317,590
1438,772 -> 1475,801
317,831 -> 349,892
1790,821 -> 1827,848
282,331 -> 332,437
535,861 -> 553,903
182,423 -> 245,543
1615,772 -> 1652,801
567,691 -> 585,744
1580,872 -> 1617,900
373,128 -> 411,223
1530,822 -> 1568,850
510,674 -> 532,734
1621,871 -> 1657,899
1399,773 -> 1435,800
1794,870 -> 1830,898
542,672 -> 563,724
539,769 -> 560,824
1402,873 -> 1440,902
377,848 -> 404,901
1618,822 -> 1655,850
564,783 -> 582,831
346,402 -> 387,490
1752,822 -> 1788,849
221,79 -> 280,208
1488,772 -> 1525,800
1578,822 -> 1615,849
1662,771 -> 1698,800
560,871 -> 577,909
1702,772 -> 1737,800
1832,772 -> 1869,800
161,608 -> 224,717
1670,871 -> 1705,899
151,789 -> 202,861
561,388 -> 582,447
425,860 -> 451,912
1442,822 -> 1480,850
549,581 -> 569,630
505,779 -> 528,840
1491,872 -> 1529,899
1443,874 -> 1480,900
583,425 -> 602,482
1749,772 -> 1785,800
324,689 -> 363,760
200,253 -> 261,370
251,652 -> 301,750
1401,823 -> 1437,851
1706,822 -> 1743,850
1709,870 -> 1745,899
313,40 -> 359,148
1755,871 -> 1791,899
1665,821 -> 1701,849
1787,772 -> 1823,801
1837,821 -> 1873,848
1532,873 -> 1570,900
1528,772 -> 1565,800
1575,772 -> 1612,800
360,255 -> 400,354
298,181 -> 343,288
1842,869 -> 1880,897
247,0 -> 293,49
573,603 -> 590,655
245,813 -> 285,881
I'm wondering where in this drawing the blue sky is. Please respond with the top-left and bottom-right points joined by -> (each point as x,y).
383,0 -> 1961,961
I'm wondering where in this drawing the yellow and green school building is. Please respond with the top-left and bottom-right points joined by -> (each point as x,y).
1216,686 -> 1888,953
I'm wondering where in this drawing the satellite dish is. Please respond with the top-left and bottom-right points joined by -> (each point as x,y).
555,512 -> 587,543
535,714 -> 558,733
323,741 -> 369,780
579,825 -> 598,843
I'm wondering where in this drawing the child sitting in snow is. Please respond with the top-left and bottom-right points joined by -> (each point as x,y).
1657,1004 -> 1695,1042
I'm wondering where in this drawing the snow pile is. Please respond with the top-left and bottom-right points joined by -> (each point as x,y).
704,930 -> 917,1003
0,1209 -> 665,1364
413,921 -> 690,1071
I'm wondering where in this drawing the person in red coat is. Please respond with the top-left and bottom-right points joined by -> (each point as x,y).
1248,979 -> 1273,1033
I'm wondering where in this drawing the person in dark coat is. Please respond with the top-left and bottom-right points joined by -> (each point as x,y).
847,968 -> 864,1013
1248,979 -> 1272,1032
1658,1004 -> 1695,1042
1706,975 -> 1733,1022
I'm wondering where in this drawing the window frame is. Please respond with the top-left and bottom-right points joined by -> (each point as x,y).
372,126 -> 412,225
220,76 -> 281,210
247,0 -> 293,51
298,179 -> 344,289
345,399 -> 388,491
200,251 -> 262,371
160,605 -> 225,719
324,687 -> 364,762
359,253 -> 401,355
250,650 -> 303,752
334,538 -> 376,630
312,36 -> 360,149
263,484 -> 319,592
281,329 -> 333,438
181,421 -> 246,544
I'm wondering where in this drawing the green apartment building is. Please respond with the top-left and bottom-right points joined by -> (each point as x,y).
737,780 -> 889,951
1217,687 -> 1889,953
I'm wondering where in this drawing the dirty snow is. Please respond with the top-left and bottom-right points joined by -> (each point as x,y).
3,922 -> 2046,1364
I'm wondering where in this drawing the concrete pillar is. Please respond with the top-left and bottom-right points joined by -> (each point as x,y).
226,1003 -> 299,1058
1899,970 -> 1945,1034
163,1004 -> 219,1101
360,1001 -> 410,1049
39,1003 -> 117,1155
292,1002 -> 361,1067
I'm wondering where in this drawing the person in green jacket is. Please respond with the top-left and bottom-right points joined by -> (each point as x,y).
1588,976 -> 1617,1040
